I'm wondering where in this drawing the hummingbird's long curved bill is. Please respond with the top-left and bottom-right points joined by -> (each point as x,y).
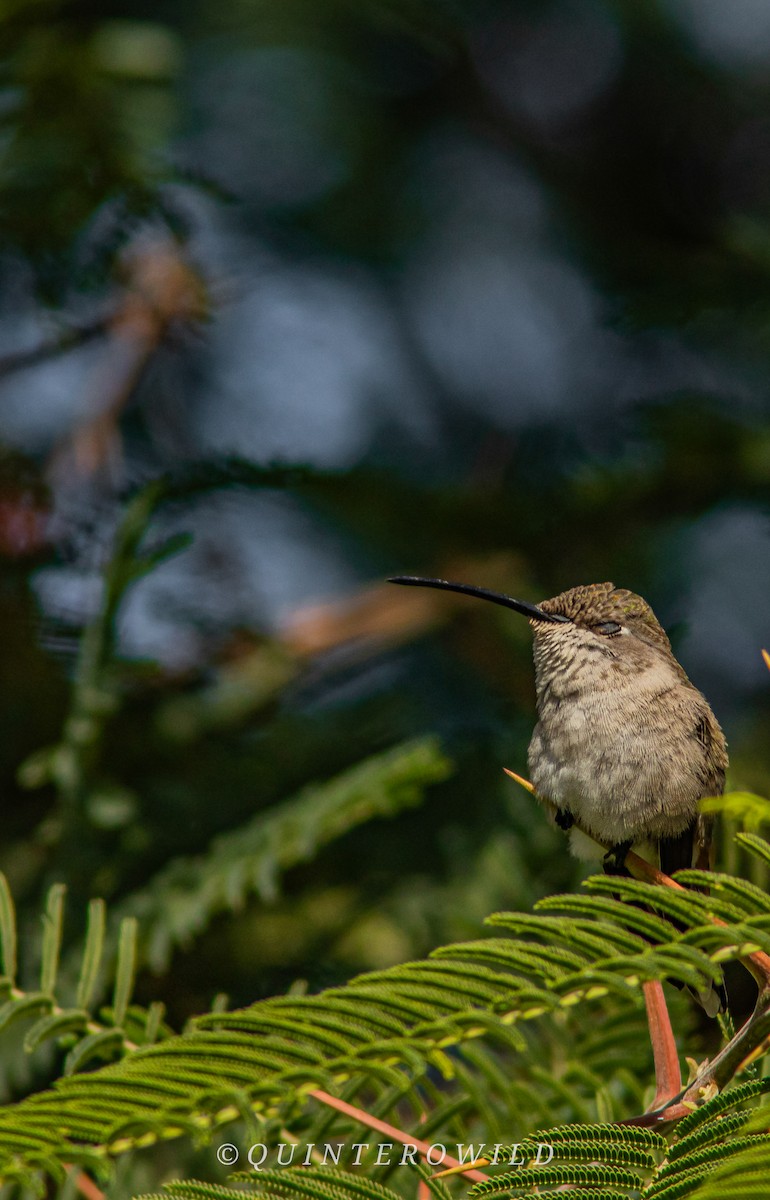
387,576 -> 570,623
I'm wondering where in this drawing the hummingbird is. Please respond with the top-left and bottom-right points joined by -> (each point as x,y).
388,576 -> 727,878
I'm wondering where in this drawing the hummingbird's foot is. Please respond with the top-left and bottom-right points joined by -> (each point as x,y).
555,808 -> 574,831
604,840 -> 632,875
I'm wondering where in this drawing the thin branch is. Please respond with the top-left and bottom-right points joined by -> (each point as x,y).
627,987 -> 770,1126
643,980 -> 682,1109
309,1088 -> 488,1183
46,239 -> 206,483
66,1167 -> 105,1200
0,317 -> 109,378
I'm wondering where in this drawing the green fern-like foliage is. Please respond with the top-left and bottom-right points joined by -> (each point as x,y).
133,1079 -> 770,1200
0,735 -> 452,1071
468,1122 -> 664,1196
3,837 -> 770,1188
102,736 -> 452,973
146,1171 -> 409,1200
0,876 -> 166,1080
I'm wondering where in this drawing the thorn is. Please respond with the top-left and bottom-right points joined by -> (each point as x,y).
432,1159 -> 490,1179
503,767 -> 535,793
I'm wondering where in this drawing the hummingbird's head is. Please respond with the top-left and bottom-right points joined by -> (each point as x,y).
537,581 -> 675,656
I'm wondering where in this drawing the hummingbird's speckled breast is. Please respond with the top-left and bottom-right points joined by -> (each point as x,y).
527,622 -> 720,849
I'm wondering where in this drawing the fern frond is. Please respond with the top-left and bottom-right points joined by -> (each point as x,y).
488,912 -> 649,957
243,1166 -> 406,1200
75,898 -> 106,1009
0,881 -> 165,1080
638,1081 -> 770,1198
674,1075 -> 770,1137
465,1123 -> 662,1198
0,874 -> 17,983
701,791 -> 770,830
517,1122 -> 665,1151
479,1193 -> 627,1200
581,877 -> 722,927
687,1140 -> 770,1198
4,845 -> 770,1184
0,936 -> 678,1178
672,871 -> 770,916
668,1110 -> 756,1162
737,831 -> 770,869
110,738 -> 451,972
161,1168 -> 404,1200
537,893 -> 675,941
472,1161 -> 645,1192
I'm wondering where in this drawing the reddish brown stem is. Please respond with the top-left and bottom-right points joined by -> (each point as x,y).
67,1168 -> 105,1200
643,980 -> 682,1110
309,1089 -> 488,1182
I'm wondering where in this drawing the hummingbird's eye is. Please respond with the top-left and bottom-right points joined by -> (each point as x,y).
594,620 -> 622,636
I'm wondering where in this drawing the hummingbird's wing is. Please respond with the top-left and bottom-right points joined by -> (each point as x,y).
693,812 -> 716,872
659,813 -> 715,876
659,699 -> 725,878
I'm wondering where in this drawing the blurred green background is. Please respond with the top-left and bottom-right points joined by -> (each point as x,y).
2,0 -> 770,1073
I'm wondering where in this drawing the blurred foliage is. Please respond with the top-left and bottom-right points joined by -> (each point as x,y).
2,0 -> 770,1193
5,843 -> 770,1195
